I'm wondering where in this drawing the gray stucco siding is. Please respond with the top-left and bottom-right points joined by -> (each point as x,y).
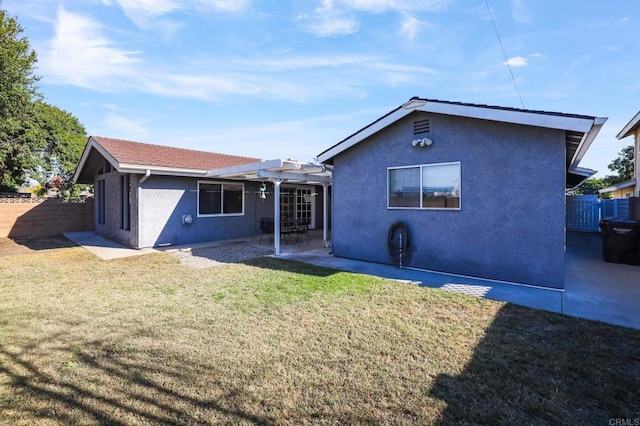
138,176 -> 272,248
331,112 -> 566,288
94,168 -> 139,248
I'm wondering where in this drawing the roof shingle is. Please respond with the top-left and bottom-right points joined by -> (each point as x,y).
92,136 -> 260,171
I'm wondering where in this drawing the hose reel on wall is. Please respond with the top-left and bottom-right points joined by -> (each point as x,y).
388,221 -> 410,267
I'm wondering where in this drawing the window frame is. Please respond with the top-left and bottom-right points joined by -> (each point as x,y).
197,180 -> 245,217
387,162 -> 461,210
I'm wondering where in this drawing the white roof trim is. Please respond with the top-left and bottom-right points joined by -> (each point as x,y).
318,107 -> 410,163
617,110 -> 640,139
569,118 -> 606,171
73,136 -> 119,183
598,179 -> 637,194
318,99 -> 606,165
73,136 -> 240,182
207,159 -> 332,184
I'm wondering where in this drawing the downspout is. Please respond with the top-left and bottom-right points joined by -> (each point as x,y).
139,169 -> 151,184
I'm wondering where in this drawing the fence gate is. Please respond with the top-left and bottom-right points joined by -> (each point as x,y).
566,195 -> 600,232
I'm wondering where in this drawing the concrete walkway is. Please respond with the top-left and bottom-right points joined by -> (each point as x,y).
282,249 -> 564,314
564,232 -> 640,330
62,231 -> 639,330
63,231 -> 156,260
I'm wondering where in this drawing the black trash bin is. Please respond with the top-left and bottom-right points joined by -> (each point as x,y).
599,219 -> 640,264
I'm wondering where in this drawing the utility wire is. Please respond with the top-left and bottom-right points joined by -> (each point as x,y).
484,0 -> 525,109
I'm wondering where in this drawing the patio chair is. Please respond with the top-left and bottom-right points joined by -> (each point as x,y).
259,217 -> 274,244
293,220 -> 311,245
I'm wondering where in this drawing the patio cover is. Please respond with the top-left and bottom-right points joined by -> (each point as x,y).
206,159 -> 332,256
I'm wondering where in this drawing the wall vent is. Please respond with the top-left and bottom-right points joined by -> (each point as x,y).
413,119 -> 430,135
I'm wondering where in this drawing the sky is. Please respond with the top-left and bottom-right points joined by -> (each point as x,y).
3,0 -> 639,176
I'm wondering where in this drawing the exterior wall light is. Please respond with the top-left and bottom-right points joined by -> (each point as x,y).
411,137 -> 433,147
182,214 -> 193,224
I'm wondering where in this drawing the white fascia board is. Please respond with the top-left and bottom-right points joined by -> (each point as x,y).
317,100 -> 599,163
72,137 -> 93,183
317,108 -> 412,163
569,118 -> 607,171
118,164 -> 208,177
416,102 -> 596,133
206,159 -> 303,178
256,169 -> 332,184
598,179 -> 637,194
72,136 -> 120,183
616,110 -> 640,139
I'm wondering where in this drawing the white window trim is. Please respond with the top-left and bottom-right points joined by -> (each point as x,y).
387,162 -> 461,210
197,180 -> 245,217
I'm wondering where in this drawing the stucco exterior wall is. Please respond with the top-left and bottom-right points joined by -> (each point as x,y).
94,167 -> 139,248
137,176 -> 273,248
330,112 -> 567,288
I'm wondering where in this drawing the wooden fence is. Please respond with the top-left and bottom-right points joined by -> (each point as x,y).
566,196 -> 633,232
0,198 -> 94,238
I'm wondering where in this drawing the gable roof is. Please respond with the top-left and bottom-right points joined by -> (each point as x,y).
73,136 -> 260,183
617,110 -> 640,139
598,179 -> 637,194
317,97 -> 607,189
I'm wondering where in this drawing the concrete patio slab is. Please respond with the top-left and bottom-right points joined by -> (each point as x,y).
564,232 -> 640,330
63,231 -> 156,260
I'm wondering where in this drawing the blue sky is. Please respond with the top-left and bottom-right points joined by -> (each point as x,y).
4,0 -> 639,176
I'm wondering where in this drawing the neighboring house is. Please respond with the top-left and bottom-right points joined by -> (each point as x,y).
73,136 -> 329,249
616,110 -> 640,197
598,179 -> 637,198
317,97 -> 606,289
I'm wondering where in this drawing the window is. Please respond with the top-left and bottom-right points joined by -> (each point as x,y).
96,179 -> 106,224
119,174 -> 131,230
388,162 -> 461,209
198,181 -> 244,216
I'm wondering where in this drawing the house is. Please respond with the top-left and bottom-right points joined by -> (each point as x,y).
317,97 -> 606,289
73,136 -> 330,249
598,179 -> 637,199
615,110 -> 640,197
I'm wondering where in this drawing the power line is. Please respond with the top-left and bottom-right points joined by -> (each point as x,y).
484,0 -> 525,109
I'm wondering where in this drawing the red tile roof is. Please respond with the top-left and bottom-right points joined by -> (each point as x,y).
91,136 -> 260,170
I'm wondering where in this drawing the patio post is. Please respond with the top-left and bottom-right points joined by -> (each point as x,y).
273,179 -> 283,256
322,182 -> 330,247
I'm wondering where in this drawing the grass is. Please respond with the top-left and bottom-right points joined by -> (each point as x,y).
1,236 -> 639,425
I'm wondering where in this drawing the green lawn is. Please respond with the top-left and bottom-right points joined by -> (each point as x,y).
1,237 -> 639,425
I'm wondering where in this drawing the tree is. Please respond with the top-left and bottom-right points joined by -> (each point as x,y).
574,177 -> 613,198
0,11 -> 88,195
607,145 -> 635,183
0,10 -> 40,190
32,101 -> 87,189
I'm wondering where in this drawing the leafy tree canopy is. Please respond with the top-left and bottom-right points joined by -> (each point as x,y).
0,10 -> 87,195
607,145 -> 634,184
574,177 -> 613,198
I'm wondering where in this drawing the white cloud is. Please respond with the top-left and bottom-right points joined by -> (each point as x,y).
511,0 -> 531,24
503,56 -> 527,67
111,0 -> 250,29
103,112 -> 151,140
335,0 -> 453,13
163,107 -> 389,162
44,7 -> 139,87
300,0 -> 359,37
398,13 -> 423,40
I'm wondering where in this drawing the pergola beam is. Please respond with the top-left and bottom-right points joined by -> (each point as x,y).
256,169 -> 331,184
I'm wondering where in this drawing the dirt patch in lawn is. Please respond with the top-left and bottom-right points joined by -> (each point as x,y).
168,242 -> 273,268
0,235 -> 77,257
